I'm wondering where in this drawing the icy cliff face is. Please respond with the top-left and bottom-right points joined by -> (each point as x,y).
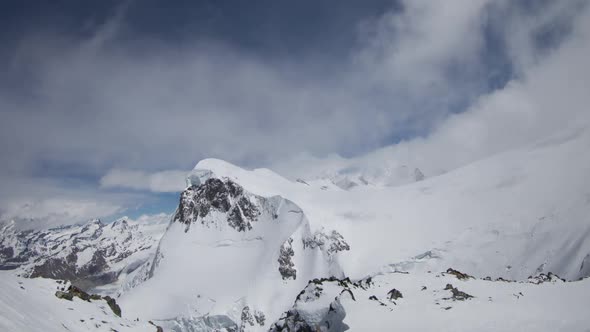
0,217 -> 167,290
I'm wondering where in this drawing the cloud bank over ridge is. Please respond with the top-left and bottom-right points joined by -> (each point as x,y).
1,0 -> 589,226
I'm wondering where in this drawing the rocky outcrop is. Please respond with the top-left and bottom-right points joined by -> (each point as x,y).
55,284 -> 121,316
239,306 -> 265,331
444,268 -> 474,280
387,288 -> 403,301
174,178 -> 262,232
271,277 -> 353,332
527,272 -> 565,284
278,238 -> 297,280
443,283 -> 474,301
270,310 -> 315,332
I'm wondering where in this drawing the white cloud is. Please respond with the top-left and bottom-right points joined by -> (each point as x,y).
0,174 -> 150,230
132,212 -> 171,225
100,169 -> 188,192
1,0 -> 588,228
403,3 -> 590,173
0,0 -> 515,175
274,0 -> 590,178
1,198 -> 123,230
358,0 -> 490,90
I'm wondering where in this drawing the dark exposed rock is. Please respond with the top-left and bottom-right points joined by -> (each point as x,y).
309,276 -> 353,288
69,285 -> 91,301
174,178 -> 261,232
270,310 -> 314,332
55,290 -> 73,301
387,288 -> 403,301
148,320 -> 164,332
253,310 -> 266,326
55,285 -> 92,302
445,268 -> 473,280
527,272 -> 565,284
240,306 -> 255,331
368,295 -> 387,306
54,285 -> 122,317
444,283 -> 474,301
354,276 -> 373,290
104,296 -> 122,317
278,238 -> 296,280
340,289 -> 356,301
0,246 -> 14,260
240,306 -> 266,330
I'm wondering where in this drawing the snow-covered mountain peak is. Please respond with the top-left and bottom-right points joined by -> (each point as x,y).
119,171 -> 350,330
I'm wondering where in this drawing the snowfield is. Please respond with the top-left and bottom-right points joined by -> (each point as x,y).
271,271 -> 590,331
180,124 -> 590,282
0,271 -> 158,331
1,125 -> 590,331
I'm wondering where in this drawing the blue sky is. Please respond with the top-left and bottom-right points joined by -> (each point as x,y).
0,0 -> 588,228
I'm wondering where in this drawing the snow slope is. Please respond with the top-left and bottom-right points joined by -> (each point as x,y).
2,125 -> 589,331
0,271 -> 158,331
115,125 -> 590,331
271,271 -> 590,331
187,125 -> 590,282
119,177 -> 349,330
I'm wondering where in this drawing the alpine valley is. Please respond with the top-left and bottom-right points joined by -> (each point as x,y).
1,125 -> 590,331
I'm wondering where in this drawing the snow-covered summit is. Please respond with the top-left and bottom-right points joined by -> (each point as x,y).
186,126 -> 590,283
119,174 -> 350,330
